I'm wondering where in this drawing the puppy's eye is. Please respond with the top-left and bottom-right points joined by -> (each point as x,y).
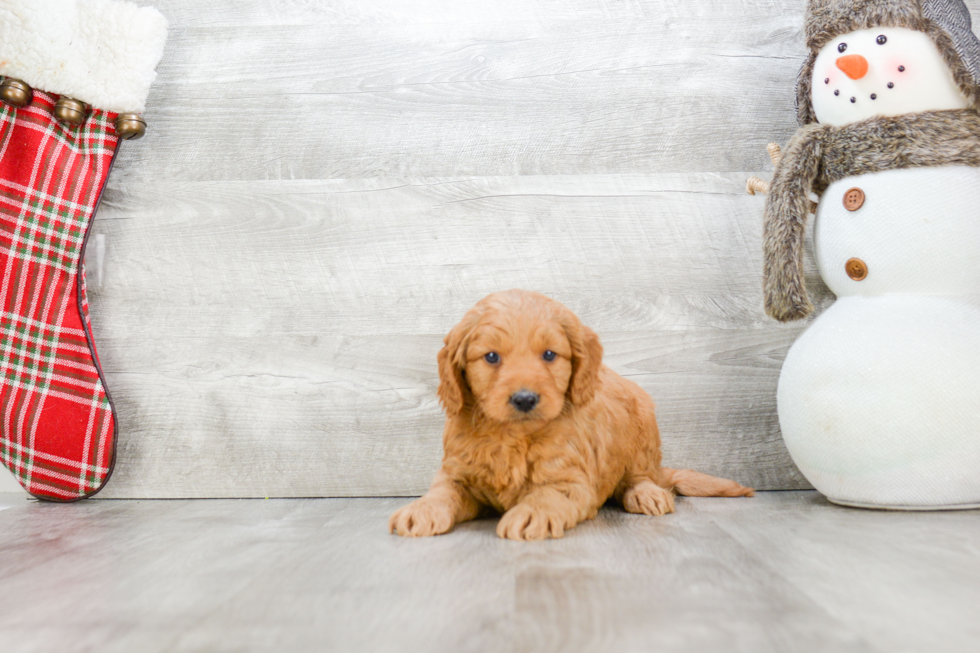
484,352 -> 500,364
838,42 -> 847,53
877,35 -> 887,45
542,350 -> 557,362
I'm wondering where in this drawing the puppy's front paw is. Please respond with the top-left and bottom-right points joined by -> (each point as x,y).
622,481 -> 676,516
389,498 -> 455,537
497,503 -> 567,541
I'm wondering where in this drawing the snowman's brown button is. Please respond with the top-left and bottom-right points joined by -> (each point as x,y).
845,258 -> 868,281
843,187 -> 865,211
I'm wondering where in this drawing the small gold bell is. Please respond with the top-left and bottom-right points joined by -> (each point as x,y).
0,78 -> 33,108
54,97 -> 88,125
114,113 -> 147,140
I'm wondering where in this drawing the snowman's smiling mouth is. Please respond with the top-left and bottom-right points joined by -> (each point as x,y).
826,65 -> 905,104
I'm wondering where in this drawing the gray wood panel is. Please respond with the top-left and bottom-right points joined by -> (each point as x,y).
1,493 -> 979,651
69,0 -> 980,497
118,0 -> 806,183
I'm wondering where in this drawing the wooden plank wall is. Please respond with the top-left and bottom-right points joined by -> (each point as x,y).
63,0 -> 975,498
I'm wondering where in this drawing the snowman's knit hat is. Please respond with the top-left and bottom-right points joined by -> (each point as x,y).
797,0 -> 980,123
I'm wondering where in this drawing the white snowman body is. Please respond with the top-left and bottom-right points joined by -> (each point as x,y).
777,27 -> 980,507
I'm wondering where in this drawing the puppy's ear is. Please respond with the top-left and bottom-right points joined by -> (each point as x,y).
563,316 -> 603,406
437,312 -> 477,416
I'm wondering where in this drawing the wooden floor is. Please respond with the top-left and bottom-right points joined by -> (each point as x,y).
0,492 -> 977,652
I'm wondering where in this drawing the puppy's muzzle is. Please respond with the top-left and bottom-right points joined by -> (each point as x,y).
509,390 -> 540,413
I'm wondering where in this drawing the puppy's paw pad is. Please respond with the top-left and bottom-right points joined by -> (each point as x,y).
623,483 -> 675,516
389,499 -> 455,537
497,504 -> 565,541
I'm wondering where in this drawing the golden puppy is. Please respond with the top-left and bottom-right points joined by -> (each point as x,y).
390,290 -> 753,541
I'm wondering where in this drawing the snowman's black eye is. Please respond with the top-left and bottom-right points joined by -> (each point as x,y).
898,65 -> 905,72
877,35 -> 887,45
542,350 -> 557,362
484,352 -> 500,364
838,43 -> 848,53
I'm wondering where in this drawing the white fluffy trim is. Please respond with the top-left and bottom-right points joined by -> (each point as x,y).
0,0 -> 167,113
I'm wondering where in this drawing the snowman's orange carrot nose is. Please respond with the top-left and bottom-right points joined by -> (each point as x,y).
836,54 -> 869,80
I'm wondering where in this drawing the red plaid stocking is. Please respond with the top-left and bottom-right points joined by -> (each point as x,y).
0,90 -> 120,500
0,0 -> 166,500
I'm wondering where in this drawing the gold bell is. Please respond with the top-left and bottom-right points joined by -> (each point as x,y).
114,113 -> 147,140
54,97 -> 88,125
0,78 -> 33,108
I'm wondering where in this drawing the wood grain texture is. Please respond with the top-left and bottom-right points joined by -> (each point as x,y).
117,0 -> 807,182
73,0 -> 980,497
1,493 -> 979,652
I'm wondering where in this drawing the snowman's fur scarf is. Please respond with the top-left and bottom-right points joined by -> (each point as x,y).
763,108 -> 980,321
797,0 -> 980,124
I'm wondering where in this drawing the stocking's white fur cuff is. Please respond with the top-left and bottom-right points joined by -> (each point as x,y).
0,0 -> 167,113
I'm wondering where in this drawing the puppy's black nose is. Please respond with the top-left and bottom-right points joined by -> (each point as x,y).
510,390 -> 540,413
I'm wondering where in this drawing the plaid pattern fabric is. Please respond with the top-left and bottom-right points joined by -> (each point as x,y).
0,88 -> 119,501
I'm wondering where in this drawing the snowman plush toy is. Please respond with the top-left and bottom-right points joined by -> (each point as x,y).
762,0 -> 980,509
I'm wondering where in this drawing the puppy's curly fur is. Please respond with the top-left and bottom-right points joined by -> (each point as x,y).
390,290 -> 753,541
